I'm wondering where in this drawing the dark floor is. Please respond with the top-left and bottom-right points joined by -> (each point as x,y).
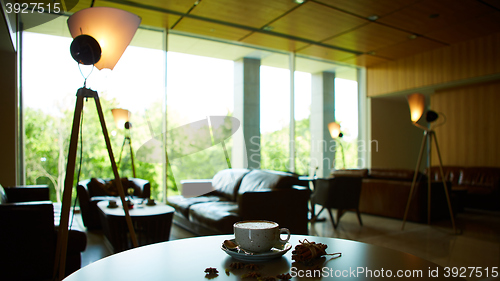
73,208 -> 500,281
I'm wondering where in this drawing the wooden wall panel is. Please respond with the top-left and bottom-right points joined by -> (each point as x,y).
370,98 -> 424,170
367,32 -> 500,97
431,80 -> 500,167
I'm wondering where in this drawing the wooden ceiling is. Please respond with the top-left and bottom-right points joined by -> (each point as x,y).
69,0 -> 500,68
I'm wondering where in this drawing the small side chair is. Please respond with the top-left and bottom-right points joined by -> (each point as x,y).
310,176 -> 363,228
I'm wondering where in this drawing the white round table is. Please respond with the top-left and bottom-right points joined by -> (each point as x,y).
65,234 -> 466,280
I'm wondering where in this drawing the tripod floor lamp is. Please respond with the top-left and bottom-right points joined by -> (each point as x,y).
53,7 -> 141,280
328,121 -> 345,169
112,108 -> 136,178
401,93 -> 456,233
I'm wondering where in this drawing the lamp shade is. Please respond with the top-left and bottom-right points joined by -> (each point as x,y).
328,122 -> 341,138
67,7 -> 141,70
407,93 -> 425,123
112,108 -> 131,129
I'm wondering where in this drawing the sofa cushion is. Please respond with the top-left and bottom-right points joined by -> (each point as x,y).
460,167 -> 500,194
368,168 -> 422,182
426,166 -> 464,187
237,170 -> 302,194
188,201 -> 240,234
89,178 -> 131,197
212,168 -> 250,201
3,185 -> 50,202
331,169 -> 369,177
167,195 -> 226,219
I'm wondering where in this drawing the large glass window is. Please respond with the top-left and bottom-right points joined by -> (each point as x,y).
260,64 -> 290,172
22,23 -> 362,203
293,71 -> 312,175
22,26 -> 166,202
335,77 -> 359,169
165,52 -> 234,194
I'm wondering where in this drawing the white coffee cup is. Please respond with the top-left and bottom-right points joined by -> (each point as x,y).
234,220 -> 291,253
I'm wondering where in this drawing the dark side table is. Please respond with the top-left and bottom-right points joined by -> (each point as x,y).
97,200 -> 174,253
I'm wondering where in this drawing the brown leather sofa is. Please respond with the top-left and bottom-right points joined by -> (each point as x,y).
77,177 -> 151,230
0,185 -> 87,280
167,169 -> 310,235
331,169 -> 452,223
426,166 -> 500,211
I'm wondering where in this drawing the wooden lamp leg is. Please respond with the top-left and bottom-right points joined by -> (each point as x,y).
402,130 -> 456,233
53,90 -> 85,280
94,92 -> 138,248
402,131 -> 427,230
431,131 -> 457,233
53,88 -> 138,280
128,136 -> 137,178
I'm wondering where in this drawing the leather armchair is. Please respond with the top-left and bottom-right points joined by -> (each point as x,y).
310,176 -> 364,228
0,185 -> 86,280
77,177 -> 151,230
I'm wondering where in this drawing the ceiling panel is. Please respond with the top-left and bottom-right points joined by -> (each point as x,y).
268,1 -> 368,42
123,0 -> 195,14
373,37 -> 446,60
167,33 -> 256,61
40,0 -> 500,68
241,32 -> 309,52
189,0 -> 299,29
297,44 -> 355,62
68,0 -> 93,12
340,54 -> 391,68
315,0 -> 420,18
173,17 -> 253,41
425,11 -> 500,44
323,22 -> 412,53
95,2 -> 181,29
377,0 -> 493,36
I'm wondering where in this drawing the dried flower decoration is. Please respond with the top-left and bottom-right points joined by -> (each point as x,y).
245,263 -> 260,270
291,239 -> 341,265
204,267 -> 219,279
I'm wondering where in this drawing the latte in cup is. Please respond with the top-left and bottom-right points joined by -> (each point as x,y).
234,220 -> 291,253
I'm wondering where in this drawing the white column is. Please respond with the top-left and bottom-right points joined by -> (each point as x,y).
233,57 -> 261,169
310,71 -> 335,178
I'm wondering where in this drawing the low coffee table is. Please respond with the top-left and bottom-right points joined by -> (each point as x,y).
97,200 -> 174,252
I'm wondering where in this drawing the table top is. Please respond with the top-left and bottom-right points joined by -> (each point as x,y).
97,200 -> 174,217
64,234 -> 465,280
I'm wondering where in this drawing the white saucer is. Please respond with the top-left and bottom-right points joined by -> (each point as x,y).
221,239 -> 292,262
